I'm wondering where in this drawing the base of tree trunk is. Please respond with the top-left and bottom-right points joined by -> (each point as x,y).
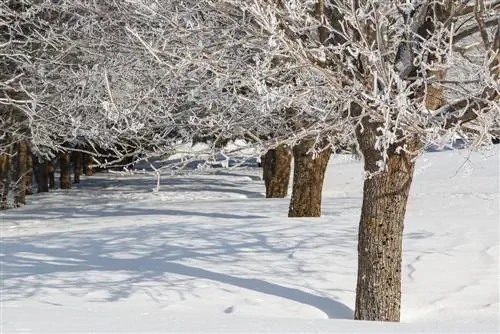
288,138 -> 331,217
15,141 -> 28,206
37,161 -> 50,193
60,153 -> 72,189
83,153 -> 93,176
262,144 -> 292,198
72,151 -> 82,184
0,152 -> 12,209
25,146 -> 33,195
48,161 -> 56,189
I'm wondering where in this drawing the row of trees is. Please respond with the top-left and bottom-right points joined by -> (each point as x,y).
1,0 -> 498,322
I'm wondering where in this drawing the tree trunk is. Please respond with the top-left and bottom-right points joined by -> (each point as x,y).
36,160 -> 49,193
48,161 -> 55,189
83,153 -> 93,176
288,138 -> 332,217
72,151 -> 82,184
59,152 -> 71,189
262,144 -> 292,198
354,122 -> 418,322
0,151 -> 12,209
25,146 -> 33,195
14,141 -> 28,205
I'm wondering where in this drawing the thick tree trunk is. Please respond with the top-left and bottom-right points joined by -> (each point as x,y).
83,153 -> 93,176
354,122 -> 418,322
72,151 -> 82,184
36,160 -> 49,193
288,138 -> 332,217
262,144 -> 292,198
59,152 -> 71,189
14,141 -> 28,205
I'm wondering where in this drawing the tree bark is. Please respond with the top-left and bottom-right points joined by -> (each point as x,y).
262,144 -> 292,198
36,159 -> 49,193
1,106 -> 14,209
83,153 -> 93,176
72,151 -> 82,184
0,150 -> 12,209
354,121 -> 418,322
288,138 -> 332,217
48,161 -> 55,189
59,152 -> 71,189
14,141 -> 28,205
25,146 -> 33,195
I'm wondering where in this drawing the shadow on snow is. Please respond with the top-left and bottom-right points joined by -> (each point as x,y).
2,220 -> 355,319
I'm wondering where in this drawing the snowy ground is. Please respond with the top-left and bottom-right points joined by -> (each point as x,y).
1,147 -> 499,333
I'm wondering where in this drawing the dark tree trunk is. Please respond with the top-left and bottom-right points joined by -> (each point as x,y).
262,144 -> 292,198
59,152 -> 71,189
0,150 -> 12,209
354,121 -> 418,322
72,151 -> 82,184
288,138 -> 332,217
48,161 -> 55,189
83,153 -> 93,176
25,146 -> 33,195
14,141 -> 28,205
1,106 -> 13,209
36,160 -> 49,193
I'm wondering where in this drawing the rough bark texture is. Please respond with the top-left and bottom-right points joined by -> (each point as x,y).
14,141 -> 28,205
288,138 -> 332,217
354,121 -> 418,322
36,160 -> 49,193
262,144 -> 292,198
59,152 -> 71,189
72,151 -> 82,184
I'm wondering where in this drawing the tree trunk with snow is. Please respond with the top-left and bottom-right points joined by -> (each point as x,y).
288,138 -> 331,217
14,141 -> 28,205
59,152 -> 71,189
262,144 -> 292,198
354,120 -> 419,321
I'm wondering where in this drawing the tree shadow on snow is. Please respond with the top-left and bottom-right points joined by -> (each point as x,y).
2,220 -> 355,319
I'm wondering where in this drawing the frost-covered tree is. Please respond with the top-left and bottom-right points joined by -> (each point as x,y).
219,0 -> 498,321
124,0 -> 498,321
2,0 -> 498,321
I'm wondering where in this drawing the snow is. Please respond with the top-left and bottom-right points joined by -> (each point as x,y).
1,147 -> 499,333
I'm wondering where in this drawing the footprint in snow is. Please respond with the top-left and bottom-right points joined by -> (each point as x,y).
224,305 -> 235,314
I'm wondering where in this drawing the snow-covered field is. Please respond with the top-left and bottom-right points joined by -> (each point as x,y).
1,147 -> 498,333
